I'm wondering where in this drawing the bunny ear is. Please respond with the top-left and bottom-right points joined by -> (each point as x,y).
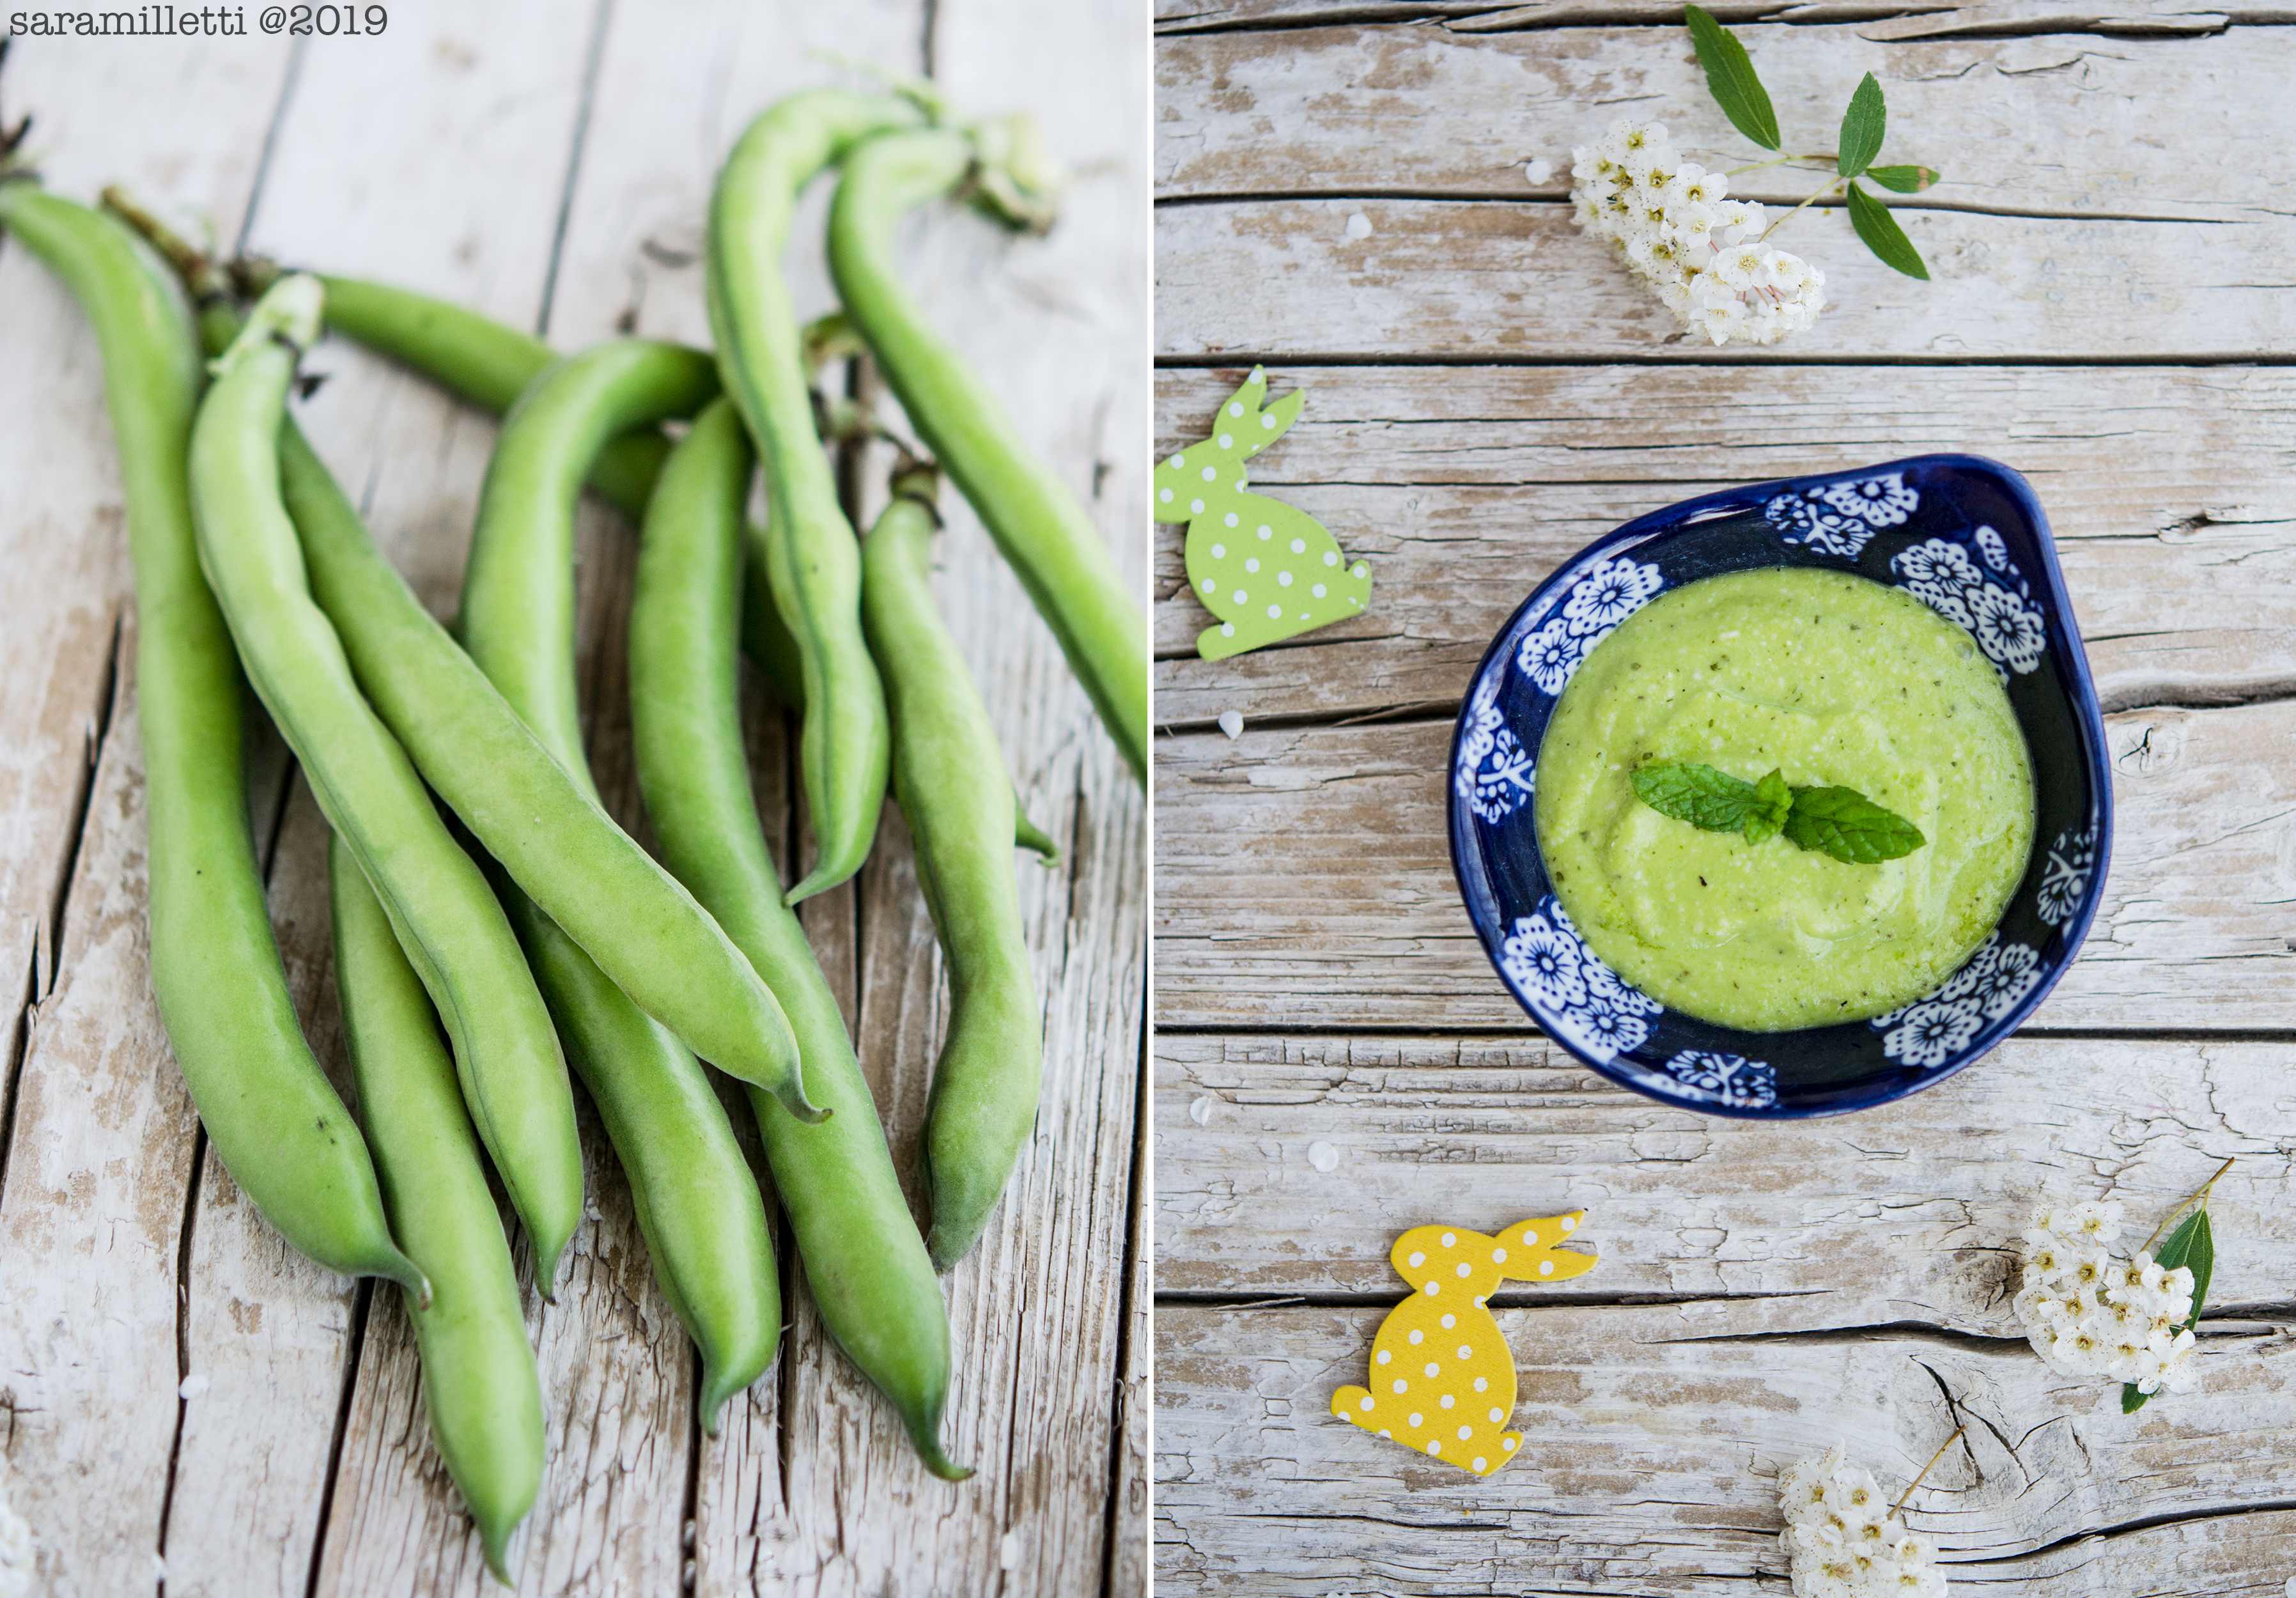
1242,384 -> 1305,458
1216,366 -> 1269,426
1497,1213 -> 1598,1282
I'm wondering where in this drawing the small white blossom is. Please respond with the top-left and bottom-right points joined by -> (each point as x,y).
2013,1202 -> 2201,1397
1778,1448 -> 1947,1597
1569,117 -> 1826,345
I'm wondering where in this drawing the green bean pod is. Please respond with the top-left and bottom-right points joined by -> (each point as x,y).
708,88 -> 926,902
826,127 -> 1147,783
0,186 -> 424,1296
269,421 -> 825,1126
187,276 -> 586,1285
230,261 -> 805,708
460,341 -> 782,1422
860,467 -> 1050,1270
329,832 -> 542,1583
630,398 -> 966,1478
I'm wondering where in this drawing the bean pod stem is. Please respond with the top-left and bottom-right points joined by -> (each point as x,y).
189,275 -> 586,1285
860,465 -> 1051,1270
828,127 -> 1147,783
0,182 -> 424,1299
708,88 -> 926,902
630,398 -> 968,1478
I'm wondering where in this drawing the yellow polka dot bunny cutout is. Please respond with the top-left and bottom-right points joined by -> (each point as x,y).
1330,1214 -> 1597,1476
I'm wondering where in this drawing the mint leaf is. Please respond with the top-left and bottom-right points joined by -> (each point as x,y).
1846,182 -> 1931,280
1742,768 -> 1792,844
1837,72 -> 1886,178
1685,5 -> 1781,152
1633,761 -> 1757,832
1865,163 -> 1940,194
2122,1205 -> 2215,1412
1781,785 -> 1926,863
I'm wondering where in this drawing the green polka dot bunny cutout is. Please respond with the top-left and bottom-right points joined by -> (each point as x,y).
1330,1213 -> 1597,1476
1154,368 -> 1371,660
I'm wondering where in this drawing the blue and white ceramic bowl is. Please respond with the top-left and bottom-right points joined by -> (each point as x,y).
1447,455 -> 2111,1118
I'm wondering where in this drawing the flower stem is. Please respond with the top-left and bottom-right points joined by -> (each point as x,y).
2138,1156 -> 2236,1255
1761,176 -> 1845,242
1889,1423 -> 1967,1518
1723,152 -> 1835,176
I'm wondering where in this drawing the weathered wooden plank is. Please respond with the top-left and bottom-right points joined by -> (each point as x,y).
1154,695 -> 2296,1032
1149,364 -> 2296,726
1154,1301 -> 2296,1594
1108,1085 -> 1153,1598
0,640 -> 199,1598
1157,23 -> 2288,222
1153,1032 -> 2295,1317
1152,0 -> 2272,28
0,31 -> 293,1174
1156,198 -> 2296,361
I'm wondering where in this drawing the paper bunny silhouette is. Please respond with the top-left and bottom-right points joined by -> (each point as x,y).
1331,1213 -> 1597,1476
1154,367 -> 1370,660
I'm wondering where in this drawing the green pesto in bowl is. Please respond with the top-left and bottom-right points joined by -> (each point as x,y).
1533,567 -> 2035,1031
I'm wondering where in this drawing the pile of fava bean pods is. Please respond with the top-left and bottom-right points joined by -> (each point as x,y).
0,79 -> 1142,1581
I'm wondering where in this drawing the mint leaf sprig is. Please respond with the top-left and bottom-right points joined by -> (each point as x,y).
1630,760 -> 1925,864
1683,5 -> 1941,279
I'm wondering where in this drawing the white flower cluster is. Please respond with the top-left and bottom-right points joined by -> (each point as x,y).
1778,1447 -> 1946,1597
1569,117 -> 1826,346
2013,1200 -> 2199,1396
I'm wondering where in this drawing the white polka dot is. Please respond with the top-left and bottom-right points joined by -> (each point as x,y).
1200,465 -> 1217,481
1290,538 -> 1306,554
1223,511 -> 1238,528
1491,1248 -> 1507,1264
1260,413 -> 1275,429
1234,478 -> 1247,492
1228,402 -> 1243,417
1379,1429 -> 1392,1439
1473,1377 -> 1487,1392
1561,1216 -> 1577,1232
1408,1330 -> 1423,1346
1426,1440 -> 1441,1456
1232,590 -> 1248,605
1408,1411 -> 1423,1429
1457,1425 -> 1473,1441
1219,623 -> 1234,637
1423,1363 -> 1438,1377
1377,1349 -> 1391,1364
1218,433 -> 1232,450
1439,1394 -> 1454,1409
1360,1395 -> 1375,1411
1392,1379 -> 1407,1394
1168,454 -> 1184,468
1209,543 -> 1225,559
1424,1281 -> 1439,1296
1523,1230 -> 1539,1246
1472,1456 -> 1487,1472
1159,488 -> 1174,504
1312,583 -> 1327,599
1257,525 -> 1273,539
1351,562 -> 1369,577
1503,1437 -> 1517,1451
1488,1408 -> 1503,1423
1278,571 -> 1293,587
1440,1233 -> 1456,1248
1298,611 -> 1309,621
1408,1252 -> 1425,1268
1244,557 -> 1259,573
1539,1261 -> 1554,1276
1455,1262 -> 1471,1278
1457,1346 -> 1471,1360
1190,499 -> 1204,515
1440,1314 -> 1455,1329
1266,604 -> 1281,619
1200,578 -> 1214,594
1323,550 -> 1338,567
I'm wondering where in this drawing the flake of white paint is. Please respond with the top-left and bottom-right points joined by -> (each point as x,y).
178,1373 -> 209,1400
1344,212 -> 1372,240
1189,1095 -> 1215,1125
1216,710 -> 1244,741
1307,1140 -> 1340,1173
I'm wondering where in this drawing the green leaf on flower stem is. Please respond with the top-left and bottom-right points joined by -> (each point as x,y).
2120,1205 -> 2215,1413
1845,181 -> 1931,280
1742,768 -> 1792,845
1865,163 -> 1941,193
1684,5 -> 1781,151
1780,784 -> 1927,863
1633,760 -> 1756,832
1837,72 -> 1887,178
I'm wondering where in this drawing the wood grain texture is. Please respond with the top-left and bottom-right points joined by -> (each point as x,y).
1151,364 -> 2296,725
0,0 -> 1145,1591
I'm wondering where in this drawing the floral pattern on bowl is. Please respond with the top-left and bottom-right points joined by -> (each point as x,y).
1447,455 -> 2113,1119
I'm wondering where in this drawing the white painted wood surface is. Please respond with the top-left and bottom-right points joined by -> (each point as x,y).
1154,6 -> 2296,1594
0,2 -> 1146,1594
